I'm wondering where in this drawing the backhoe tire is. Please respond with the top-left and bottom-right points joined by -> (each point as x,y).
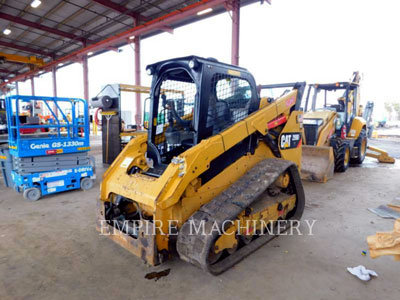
333,139 -> 350,173
350,128 -> 367,165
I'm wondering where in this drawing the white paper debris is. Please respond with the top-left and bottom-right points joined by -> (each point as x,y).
347,265 -> 378,281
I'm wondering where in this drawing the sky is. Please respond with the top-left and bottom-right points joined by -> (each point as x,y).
15,0 -> 400,121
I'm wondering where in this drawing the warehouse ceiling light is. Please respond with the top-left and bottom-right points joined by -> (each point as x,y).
3,28 -> 11,35
87,52 -> 93,55
129,35 -> 135,40
197,8 -> 213,15
30,0 -> 42,8
58,63 -> 63,66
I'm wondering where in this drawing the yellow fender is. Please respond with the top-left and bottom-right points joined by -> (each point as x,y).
349,117 -> 366,139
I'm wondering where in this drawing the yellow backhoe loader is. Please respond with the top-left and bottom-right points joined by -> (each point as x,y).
97,56 -> 306,274
301,72 -> 395,183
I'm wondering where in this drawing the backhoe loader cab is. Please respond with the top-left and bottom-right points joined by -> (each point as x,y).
98,56 -> 306,274
303,80 -> 361,145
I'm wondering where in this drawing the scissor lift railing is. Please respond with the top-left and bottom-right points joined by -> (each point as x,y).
6,95 -> 90,158
3,95 -> 95,201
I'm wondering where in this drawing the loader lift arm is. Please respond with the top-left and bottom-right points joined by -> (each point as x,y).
366,145 -> 395,164
257,82 -> 306,109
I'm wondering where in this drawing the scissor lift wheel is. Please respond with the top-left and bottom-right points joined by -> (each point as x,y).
81,177 -> 94,191
23,187 -> 41,201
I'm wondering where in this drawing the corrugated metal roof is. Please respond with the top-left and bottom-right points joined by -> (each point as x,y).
0,0 -> 261,82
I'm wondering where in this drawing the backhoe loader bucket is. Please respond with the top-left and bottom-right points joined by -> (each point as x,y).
366,146 -> 395,164
301,145 -> 334,183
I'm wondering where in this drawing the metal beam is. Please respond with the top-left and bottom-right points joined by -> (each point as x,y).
11,1 -> 67,47
160,26 -> 174,34
134,37 -> 141,127
0,12 -> 88,44
0,68 -> 11,74
92,0 -> 147,22
0,40 -> 51,57
0,0 -> 231,87
231,0 -> 240,66
0,52 -> 45,66
38,1 -> 133,61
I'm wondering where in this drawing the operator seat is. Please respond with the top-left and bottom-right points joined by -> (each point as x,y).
206,94 -> 231,134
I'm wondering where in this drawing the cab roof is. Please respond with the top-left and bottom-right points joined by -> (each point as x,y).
146,55 -> 249,73
311,81 -> 359,91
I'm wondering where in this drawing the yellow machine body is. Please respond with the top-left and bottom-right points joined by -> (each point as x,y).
301,110 -> 336,183
98,87 -> 304,266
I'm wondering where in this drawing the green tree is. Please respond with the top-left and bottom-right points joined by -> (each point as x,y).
384,102 -> 400,120
393,103 -> 400,120
384,102 -> 393,114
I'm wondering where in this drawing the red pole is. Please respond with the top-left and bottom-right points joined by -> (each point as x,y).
134,36 -> 142,128
231,0 -> 240,66
82,55 -> 89,101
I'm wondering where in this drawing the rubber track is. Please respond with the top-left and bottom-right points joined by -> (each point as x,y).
177,158 -> 305,275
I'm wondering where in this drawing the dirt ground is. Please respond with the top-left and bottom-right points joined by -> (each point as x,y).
1,137 -> 399,300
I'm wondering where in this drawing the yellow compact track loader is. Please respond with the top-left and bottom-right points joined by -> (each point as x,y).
97,56 -> 306,274
301,72 -> 395,183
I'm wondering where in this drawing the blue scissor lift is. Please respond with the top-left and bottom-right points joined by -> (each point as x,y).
4,95 -> 95,201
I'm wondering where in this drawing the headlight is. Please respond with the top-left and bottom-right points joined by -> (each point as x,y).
189,59 -> 198,69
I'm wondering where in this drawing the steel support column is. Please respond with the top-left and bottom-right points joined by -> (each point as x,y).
82,55 -> 89,101
31,77 -> 35,96
52,67 -> 57,97
134,36 -> 142,127
231,0 -> 240,66
52,67 -> 58,115
15,81 -> 19,95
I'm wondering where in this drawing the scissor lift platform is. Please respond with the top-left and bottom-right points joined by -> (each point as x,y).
4,95 -> 95,201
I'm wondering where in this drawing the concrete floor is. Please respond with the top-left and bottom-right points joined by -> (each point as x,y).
1,138 -> 399,300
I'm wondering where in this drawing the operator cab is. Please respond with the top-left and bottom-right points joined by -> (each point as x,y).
144,56 -> 259,177
303,81 -> 360,145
